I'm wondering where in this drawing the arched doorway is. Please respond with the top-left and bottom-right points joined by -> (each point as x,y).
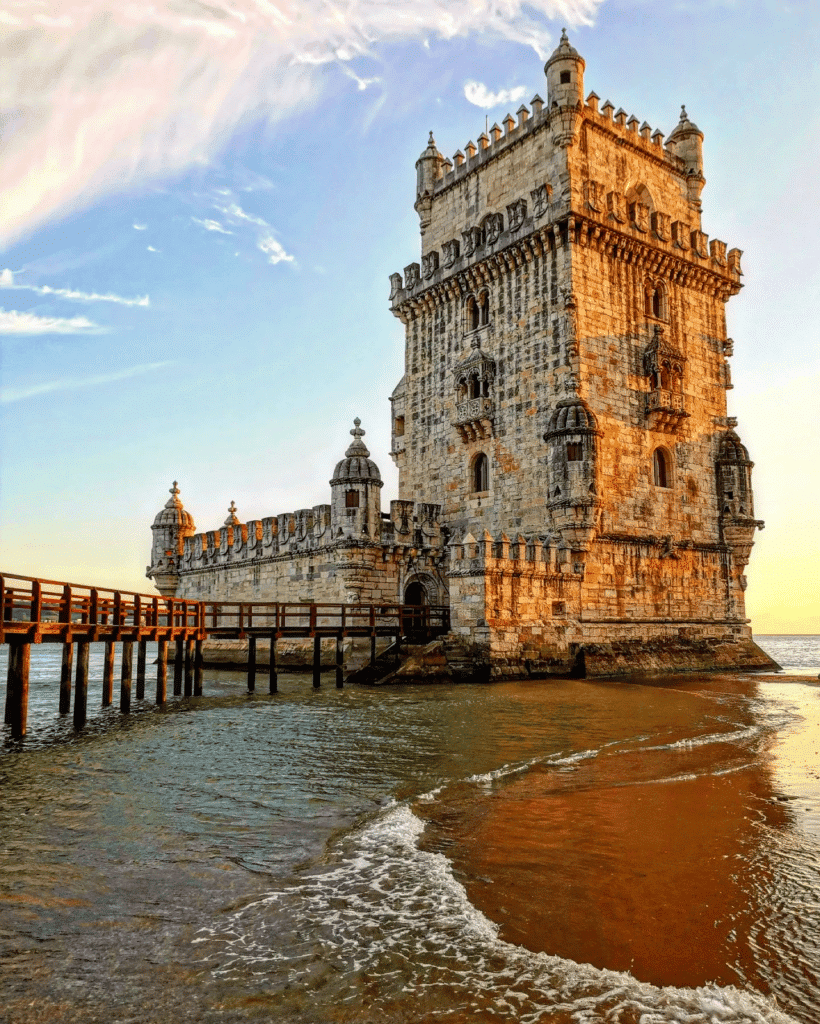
404,580 -> 427,606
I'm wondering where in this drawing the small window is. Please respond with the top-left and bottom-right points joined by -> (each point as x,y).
653,448 -> 671,488
466,296 -> 479,332
345,490 -> 360,508
560,71 -> 571,84
394,415 -> 405,437
468,375 -> 481,399
479,290 -> 490,326
566,442 -> 583,462
472,453 -> 489,493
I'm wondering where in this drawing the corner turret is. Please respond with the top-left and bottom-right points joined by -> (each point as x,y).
545,28 -> 585,107
666,105 -> 705,211
415,132 -> 444,236
330,419 -> 383,541
147,481 -> 196,596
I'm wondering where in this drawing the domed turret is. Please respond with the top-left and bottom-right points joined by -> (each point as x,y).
544,396 -> 602,552
667,105 -> 705,199
147,481 -> 196,596
415,131 -> 444,234
330,419 -> 383,540
715,429 -> 762,569
544,28 -> 585,110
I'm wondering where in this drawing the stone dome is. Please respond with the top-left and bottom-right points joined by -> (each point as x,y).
330,419 -> 383,486
668,104 -> 702,139
153,482 -> 195,531
544,27 -> 584,69
717,430 -> 752,465
544,397 -> 599,439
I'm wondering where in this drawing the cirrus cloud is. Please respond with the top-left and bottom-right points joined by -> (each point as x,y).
0,1 -> 602,248
0,308 -> 107,335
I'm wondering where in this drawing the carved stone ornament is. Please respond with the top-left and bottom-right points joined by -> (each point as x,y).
485,213 -> 503,245
404,262 -> 420,289
506,198 -> 527,232
606,190 -> 626,223
631,202 -> 650,233
422,250 -> 439,279
530,183 -> 552,218
443,239 -> 460,268
584,180 -> 604,212
462,227 -> 477,257
651,211 -> 670,241
389,272 -> 403,300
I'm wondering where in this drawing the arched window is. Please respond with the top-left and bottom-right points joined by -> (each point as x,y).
471,452 -> 489,493
479,290 -> 490,326
468,374 -> 481,399
645,280 -> 666,320
466,296 -> 479,332
653,448 -> 671,488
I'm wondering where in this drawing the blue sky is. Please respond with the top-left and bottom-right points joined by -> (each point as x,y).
1,0 -> 818,633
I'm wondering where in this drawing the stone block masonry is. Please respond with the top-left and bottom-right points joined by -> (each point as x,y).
147,32 -> 776,678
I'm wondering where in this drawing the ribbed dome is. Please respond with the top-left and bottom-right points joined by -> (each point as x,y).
717,430 -> 751,464
545,27 -> 583,68
330,419 -> 383,485
153,482 -> 195,530
668,104 -> 702,139
544,397 -> 599,438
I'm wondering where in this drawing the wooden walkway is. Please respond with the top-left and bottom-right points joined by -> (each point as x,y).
1,572 -> 450,738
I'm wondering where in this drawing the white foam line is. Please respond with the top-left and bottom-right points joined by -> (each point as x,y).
196,801 -> 800,1023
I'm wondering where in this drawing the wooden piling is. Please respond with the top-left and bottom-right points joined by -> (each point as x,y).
136,639 -> 146,700
247,635 -> 256,693
173,638 -> 183,696
59,643 -> 73,715
269,634 -> 278,694
370,633 -> 377,667
194,639 -> 203,696
120,642 -> 133,714
156,639 -> 167,705
336,634 -> 344,689
184,636 -> 194,696
6,639 -> 31,739
102,641 -> 115,706
74,642 -> 89,730
313,634 -> 321,689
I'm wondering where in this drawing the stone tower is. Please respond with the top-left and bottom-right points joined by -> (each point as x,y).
147,482 -> 196,597
388,32 -> 769,673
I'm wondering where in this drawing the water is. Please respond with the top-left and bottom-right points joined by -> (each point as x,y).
1,637 -> 819,1023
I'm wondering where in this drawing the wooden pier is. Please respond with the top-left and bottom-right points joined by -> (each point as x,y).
1,572 -> 450,738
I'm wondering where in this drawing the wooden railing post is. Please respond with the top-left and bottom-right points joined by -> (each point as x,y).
247,635 -> 256,693
336,634 -> 344,689
74,642 -> 89,729
136,639 -> 147,700
30,580 -> 42,624
6,639 -> 31,739
156,639 -> 167,705
120,642 -> 133,714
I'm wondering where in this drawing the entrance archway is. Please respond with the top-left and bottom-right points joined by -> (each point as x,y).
404,580 -> 427,606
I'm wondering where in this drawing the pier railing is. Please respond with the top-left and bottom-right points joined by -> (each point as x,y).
1,572 -> 450,738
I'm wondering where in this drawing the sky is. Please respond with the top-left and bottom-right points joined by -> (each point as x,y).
0,0 -> 817,635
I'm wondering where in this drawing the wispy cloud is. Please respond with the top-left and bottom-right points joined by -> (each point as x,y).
133,223 -> 148,230
258,235 -> 295,265
0,1 -> 601,246
464,81 -> 528,109
1,361 -> 174,403
215,201 -> 269,228
0,269 -> 149,306
147,245 -> 160,253
192,217 -> 233,234
0,308 -> 107,335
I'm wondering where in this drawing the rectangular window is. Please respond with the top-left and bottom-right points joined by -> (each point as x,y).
345,490 -> 360,508
566,442 -> 583,462
394,415 -> 405,437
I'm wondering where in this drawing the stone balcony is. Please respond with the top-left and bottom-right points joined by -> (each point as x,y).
645,388 -> 688,432
452,397 -> 494,442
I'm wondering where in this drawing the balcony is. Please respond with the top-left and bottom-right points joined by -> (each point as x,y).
452,397 -> 494,442
645,389 -> 688,432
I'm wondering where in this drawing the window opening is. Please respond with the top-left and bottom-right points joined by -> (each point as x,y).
345,490 -> 360,508
472,453 -> 489,493
653,449 -> 670,488
566,442 -> 583,462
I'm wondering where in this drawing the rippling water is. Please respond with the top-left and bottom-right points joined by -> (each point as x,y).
1,637 -> 819,1023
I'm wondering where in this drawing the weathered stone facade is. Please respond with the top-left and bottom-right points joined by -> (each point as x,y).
147,34 -> 774,677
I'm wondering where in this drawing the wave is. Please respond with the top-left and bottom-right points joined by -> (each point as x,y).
196,801 -> 798,1023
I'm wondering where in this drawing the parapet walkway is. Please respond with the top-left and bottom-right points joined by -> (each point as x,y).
1,572 -> 450,738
